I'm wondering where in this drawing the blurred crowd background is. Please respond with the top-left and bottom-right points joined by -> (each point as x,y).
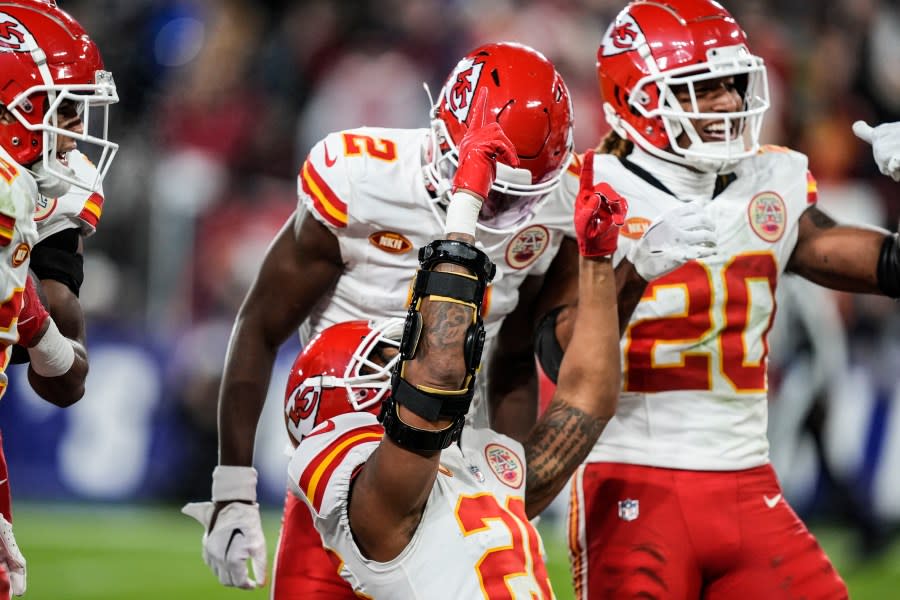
3,0 -> 900,566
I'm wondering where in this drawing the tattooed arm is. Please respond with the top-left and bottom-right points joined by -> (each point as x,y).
787,205 -> 887,293
524,256 -> 620,518
349,232 -> 476,561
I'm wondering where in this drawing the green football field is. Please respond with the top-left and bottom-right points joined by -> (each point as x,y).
12,502 -> 900,599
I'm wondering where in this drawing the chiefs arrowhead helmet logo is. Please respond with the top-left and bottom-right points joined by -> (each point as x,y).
0,14 -> 38,52
600,14 -> 646,57
444,58 -> 485,124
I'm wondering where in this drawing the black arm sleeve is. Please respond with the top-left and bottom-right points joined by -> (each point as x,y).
29,228 -> 84,297
533,305 -> 566,385
877,233 -> 900,298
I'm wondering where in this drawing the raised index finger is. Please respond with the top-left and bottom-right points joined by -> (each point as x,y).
579,149 -> 595,192
467,87 -> 489,131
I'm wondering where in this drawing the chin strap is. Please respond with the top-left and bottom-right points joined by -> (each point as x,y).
380,239 -> 495,452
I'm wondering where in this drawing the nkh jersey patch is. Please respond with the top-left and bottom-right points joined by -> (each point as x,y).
368,231 -> 412,254
620,216 -> 651,240
11,243 -> 28,267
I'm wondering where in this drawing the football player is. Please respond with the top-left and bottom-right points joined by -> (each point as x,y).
0,1 -> 118,596
184,42 -> 584,595
281,319 -> 402,597
554,0 -> 899,597
9,102 -> 111,406
282,100 -> 625,595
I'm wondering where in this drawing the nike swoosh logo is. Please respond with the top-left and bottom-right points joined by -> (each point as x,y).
225,528 -> 244,556
323,143 -> 337,167
764,493 -> 782,508
307,420 -> 336,438
17,317 -> 34,325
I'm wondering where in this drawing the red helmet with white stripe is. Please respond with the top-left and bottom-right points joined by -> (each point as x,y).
425,42 -> 574,233
283,319 -> 403,448
597,0 -> 769,172
0,1 -> 118,190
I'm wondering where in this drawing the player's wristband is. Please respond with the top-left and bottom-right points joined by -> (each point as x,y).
27,319 -> 75,377
444,191 -> 482,237
212,466 -> 258,502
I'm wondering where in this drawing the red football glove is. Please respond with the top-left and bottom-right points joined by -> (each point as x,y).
451,87 -> 519,200
17,274 -> 50,347
574,150 -> 627,257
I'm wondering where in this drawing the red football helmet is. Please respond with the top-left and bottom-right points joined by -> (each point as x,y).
597,0 -> 769,172
425,42 -> 574,233
0,1 -> 118,190
283,319 -> 403,447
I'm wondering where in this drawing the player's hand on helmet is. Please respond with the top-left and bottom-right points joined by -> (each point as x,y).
0,514 -> 26,596
182,466 -> 267,589
627,201 -> 717,281
452,87 -> 519,201
574,150 -> 627,258
853,120 -> 900,182
17,273 -> 50,347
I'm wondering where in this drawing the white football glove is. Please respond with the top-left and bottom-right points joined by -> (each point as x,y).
0,514 -> 25,596
626,202 -> 717,281
182,466 -> 267,589
853,120 -> 900,182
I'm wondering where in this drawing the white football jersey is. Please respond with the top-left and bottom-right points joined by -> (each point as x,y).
0,146 -> 39,395
288,412 -> 553,599
592,147 -> 817,470
33,150 -> 104,241
297,126 -> 578,425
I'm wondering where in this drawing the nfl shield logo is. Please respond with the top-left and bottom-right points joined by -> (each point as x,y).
618,499 -> 639,521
